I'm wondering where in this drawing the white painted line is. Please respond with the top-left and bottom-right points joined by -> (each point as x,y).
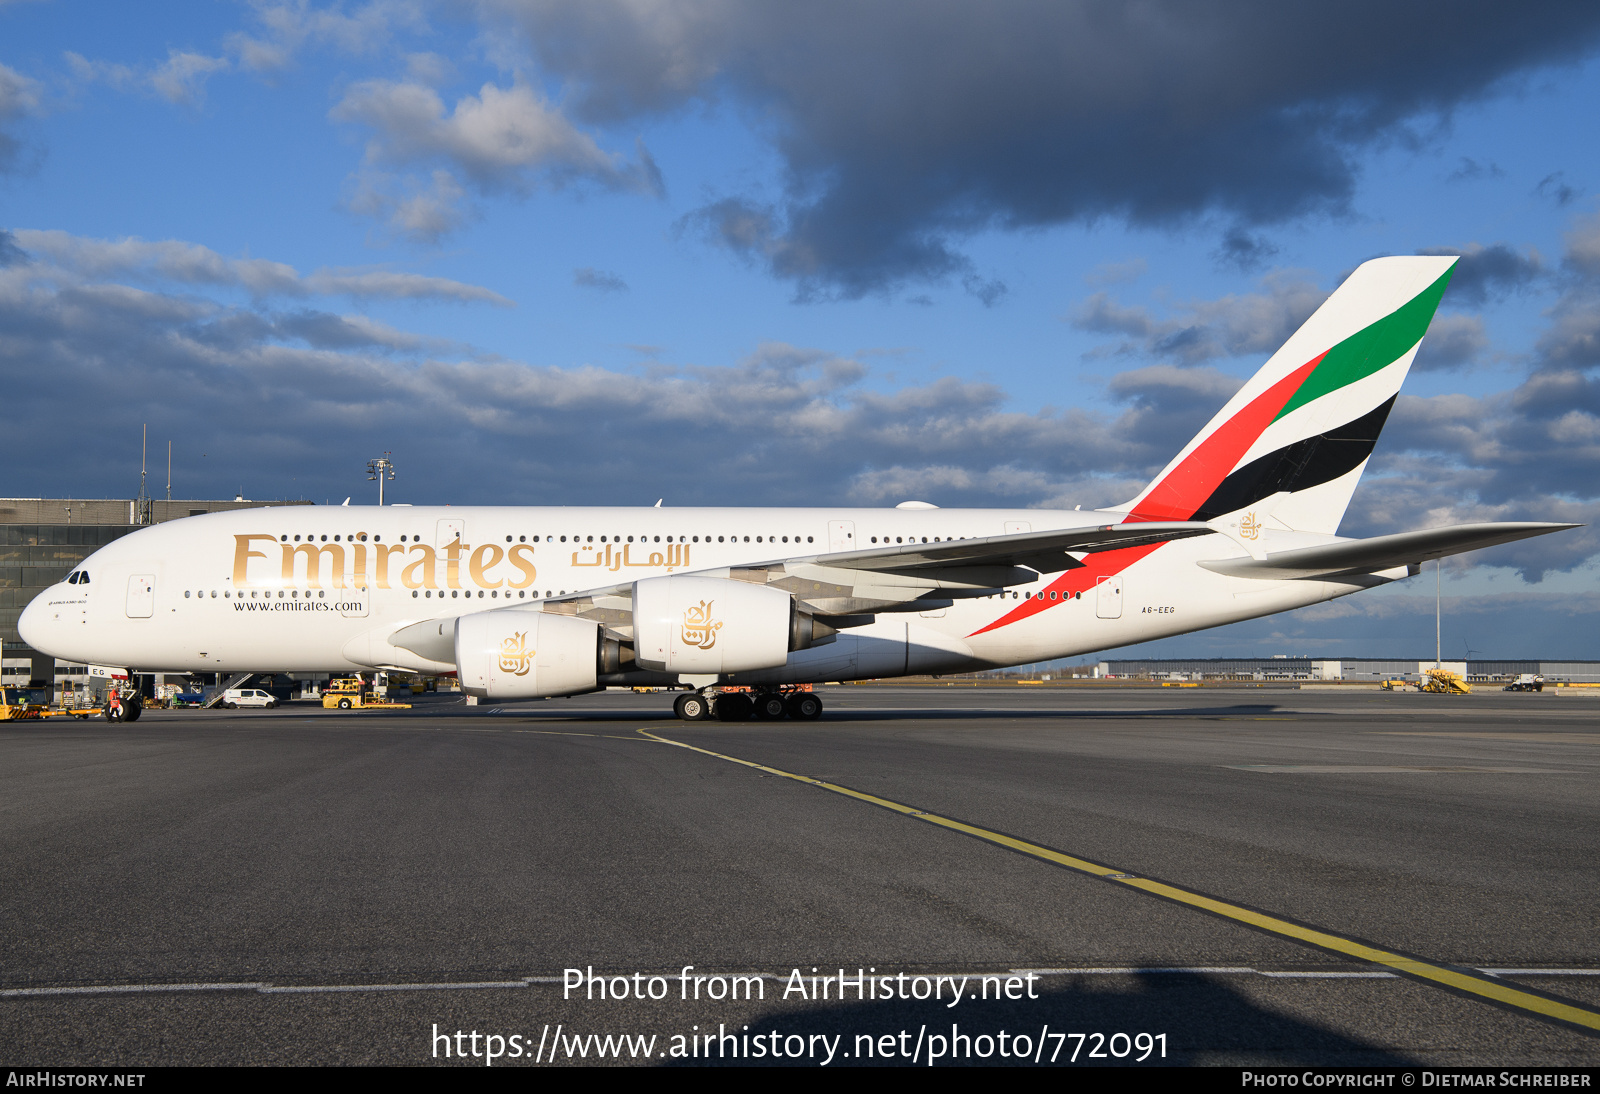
1,982 -> 264,998
258,981 -> 531,994
7,967 -> 1596,998
1011,967 -> 1256,975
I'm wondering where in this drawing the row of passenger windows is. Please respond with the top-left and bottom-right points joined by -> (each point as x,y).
870,536 -> 967,544
188,589 -> 328,598
272,533 -> 818,545
185,586 -> 1074,603
183,588 -> 572,600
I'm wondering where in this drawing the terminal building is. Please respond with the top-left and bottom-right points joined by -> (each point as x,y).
2,496 -> 311,686
1098,657 -> 1600,684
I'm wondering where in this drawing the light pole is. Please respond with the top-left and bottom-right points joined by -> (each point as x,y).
366,454 -> 395,506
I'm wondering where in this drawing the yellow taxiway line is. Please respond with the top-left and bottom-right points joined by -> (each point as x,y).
641,728 -> 1600,1034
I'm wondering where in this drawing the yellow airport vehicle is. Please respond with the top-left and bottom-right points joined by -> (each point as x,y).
321,677 -> 412,711
1417,668 -> 1471,695
0,688 -> 44,720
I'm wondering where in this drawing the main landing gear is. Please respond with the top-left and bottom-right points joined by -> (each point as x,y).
672,689 -> 822,722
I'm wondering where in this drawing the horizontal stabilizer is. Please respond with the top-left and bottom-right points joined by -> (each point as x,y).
811,521 -> 1217,575
1199,522 -> 1578,580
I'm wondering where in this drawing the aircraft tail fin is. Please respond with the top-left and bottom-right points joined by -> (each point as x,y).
1117,255 -> 1458,535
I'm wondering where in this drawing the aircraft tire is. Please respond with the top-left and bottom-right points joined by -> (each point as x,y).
675,693 -> 710,721
716,693 -> 753,722
752,693 -> 788,720
123,699 -> 142,723
787,693 -> 823,720
104,703 -> 121,723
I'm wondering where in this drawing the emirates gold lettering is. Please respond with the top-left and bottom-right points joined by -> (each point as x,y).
506,543 -> 537,589
282,542 -> 346,589
374,543 -> 407,589
228,531 -> 694,594
232,534 -> 277,587
401,545 -> 438,590
469,544 -> 504,588
443,539 -> 468,589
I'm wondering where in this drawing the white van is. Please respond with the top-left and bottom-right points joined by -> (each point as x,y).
222,688 -> 279,709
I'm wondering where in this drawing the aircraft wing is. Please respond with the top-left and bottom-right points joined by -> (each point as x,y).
1199,522 -> 1578,580
800,521 -> 1218,575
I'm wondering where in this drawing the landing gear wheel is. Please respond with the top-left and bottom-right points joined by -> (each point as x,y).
104,703 -> 122,723
337,698 -> 352,709
674,693 -> 710,721
716,693 -> 753,722
752,693 -> 788,720
786,693 -> 823,720
122,698 -> 142,723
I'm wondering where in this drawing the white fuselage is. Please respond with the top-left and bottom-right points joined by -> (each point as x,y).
18,504 -> 1387,679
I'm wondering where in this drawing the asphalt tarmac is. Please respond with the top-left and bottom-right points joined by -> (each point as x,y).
2,685 -> 1597,1067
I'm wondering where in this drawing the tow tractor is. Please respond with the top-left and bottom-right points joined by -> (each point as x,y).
321,677 -> 412,711
0,687 -> 45,720
1,684 -> 134,721
1503,673 -> 1545,692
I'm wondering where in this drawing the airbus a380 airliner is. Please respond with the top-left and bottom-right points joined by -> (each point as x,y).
18,256 -> 1577,720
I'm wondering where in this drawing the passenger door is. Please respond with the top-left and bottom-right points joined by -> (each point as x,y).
125,574 -> 155,618
1096,576 -> 1123,619
828,520 -> 855,553
436,519 -> 465,549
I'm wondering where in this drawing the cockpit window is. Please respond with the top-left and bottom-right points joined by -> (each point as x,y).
79,572 -> 90,585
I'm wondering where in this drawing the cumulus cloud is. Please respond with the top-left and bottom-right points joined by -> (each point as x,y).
67,49 -> 230,108
1072,270 -> 1328,365
573,267 -> 627,292
1535,171 -> 1580,207
225,0 -> 422,72
1412,313 -> 1489,371
348,169 -> 469,243
331,74 -> 663,237
0,62 -> 42,173
7,229 -> 511,304
1421,242 -> 1545,306
480,0 -> 1600,296
0,261 -> 1230,512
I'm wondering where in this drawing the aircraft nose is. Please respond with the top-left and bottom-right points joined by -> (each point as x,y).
17,586 -> 60,654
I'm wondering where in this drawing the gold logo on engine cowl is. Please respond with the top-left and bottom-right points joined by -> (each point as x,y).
498,632 -> 533,676
681,600 -> 723,650
1239,512 -> 1261,540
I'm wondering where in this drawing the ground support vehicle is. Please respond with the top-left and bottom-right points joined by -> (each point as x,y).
220,687 -> 279,709
0,688 -> 45,720
1503,674 -> 1545,692
321,677 -> 412,711
1418,669 -> 1471,695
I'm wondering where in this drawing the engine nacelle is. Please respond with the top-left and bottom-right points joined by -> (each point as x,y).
455,610 -> 601,699
633,575 -> 827,674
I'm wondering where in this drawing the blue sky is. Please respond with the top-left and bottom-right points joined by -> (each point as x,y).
2,1 -> 1599,658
